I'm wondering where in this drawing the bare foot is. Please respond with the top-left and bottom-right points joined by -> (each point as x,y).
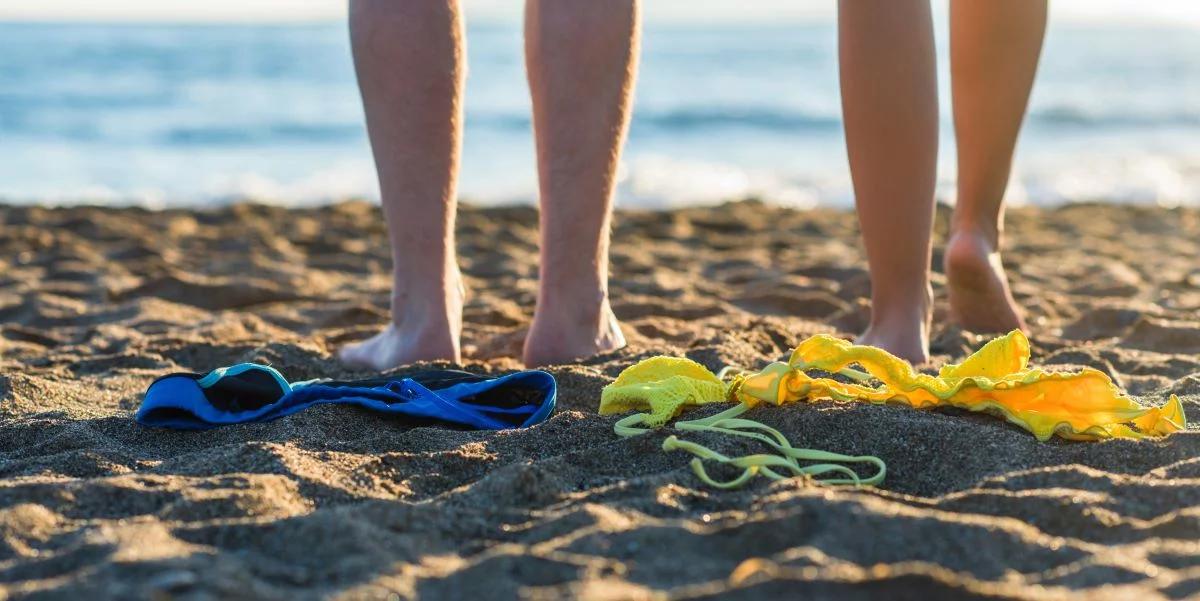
523,300 -> 626,368
944,229 -> 1027,334
338,322 -> 459,370
339,275 -> 464,370
857,285 -> 932,365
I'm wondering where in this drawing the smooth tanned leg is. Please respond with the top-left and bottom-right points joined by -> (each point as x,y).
945,0 -> 1045,333
838,0 -> 939,364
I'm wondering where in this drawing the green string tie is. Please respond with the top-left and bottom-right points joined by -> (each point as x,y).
616,402 -> 886,489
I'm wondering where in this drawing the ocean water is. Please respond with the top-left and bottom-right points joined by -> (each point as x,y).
2,20 -> 1200,208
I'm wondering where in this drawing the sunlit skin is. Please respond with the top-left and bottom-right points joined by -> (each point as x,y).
838,0 -> 1046,364
838,0 -> 939,365
341,0 -> 638,370
342,0 -> 1041,370
946,0 -> 1046,335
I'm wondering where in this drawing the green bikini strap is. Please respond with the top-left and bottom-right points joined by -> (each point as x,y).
616,402 -> 886,488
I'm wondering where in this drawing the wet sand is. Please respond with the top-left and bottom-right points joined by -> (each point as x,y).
1,200 -> 1199,599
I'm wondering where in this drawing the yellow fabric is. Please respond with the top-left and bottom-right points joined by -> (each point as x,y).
601,330 -> 1187,442
599,355 -> 729,427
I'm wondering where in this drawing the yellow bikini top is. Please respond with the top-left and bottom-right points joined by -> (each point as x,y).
600,330 -> 1186,489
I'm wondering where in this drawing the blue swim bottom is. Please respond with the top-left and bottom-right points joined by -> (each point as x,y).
137,363 -> 557,431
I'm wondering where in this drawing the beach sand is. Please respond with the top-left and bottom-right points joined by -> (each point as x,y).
2,200 -> 1199,599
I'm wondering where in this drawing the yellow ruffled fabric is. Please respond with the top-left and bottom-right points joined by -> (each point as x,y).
601,330 -> 1187,441
599,355 -> 731,428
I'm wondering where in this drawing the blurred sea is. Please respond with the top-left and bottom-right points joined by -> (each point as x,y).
2,20 -> 1200,208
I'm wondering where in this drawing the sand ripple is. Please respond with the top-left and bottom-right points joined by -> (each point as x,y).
1,201 -> 1198,599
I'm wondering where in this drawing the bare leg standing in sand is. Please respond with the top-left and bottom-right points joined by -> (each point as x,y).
838,0 -> 940,364
344,0 -> 466,368
522,0 -> 637,368
342,0 -> 638,370
838,0 -> 1045,363
946,0 -> 1046,333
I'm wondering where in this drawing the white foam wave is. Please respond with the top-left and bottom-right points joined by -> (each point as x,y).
5,150 -> 1200,211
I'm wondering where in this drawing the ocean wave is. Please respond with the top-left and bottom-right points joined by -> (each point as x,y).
8,104 -> 1197,148
7,151 -> 1198,210
464,107 -> 841,134
1032,105 -> 1200,127
638,107 -> 841,131
0,90 -> 177,112
162,123 -> 363,146
4,22 -> 1200,206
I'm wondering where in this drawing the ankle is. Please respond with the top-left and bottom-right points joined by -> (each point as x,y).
869,283 -> 933,330
524,287 -> 624,367
948,217 -> 1001,251
390,272 -> 463,331
533,297 -> 614,331
945,229 -> 1010,281
535,279 -> 609,323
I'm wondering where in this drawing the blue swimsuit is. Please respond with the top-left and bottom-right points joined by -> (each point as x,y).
138,363 -> 556,431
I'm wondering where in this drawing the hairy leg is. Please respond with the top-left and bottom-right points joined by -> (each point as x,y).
946,0 -> 1046,333
522,0 -> 640,367
838,0 -> 939,364
341,0 -> 465,369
